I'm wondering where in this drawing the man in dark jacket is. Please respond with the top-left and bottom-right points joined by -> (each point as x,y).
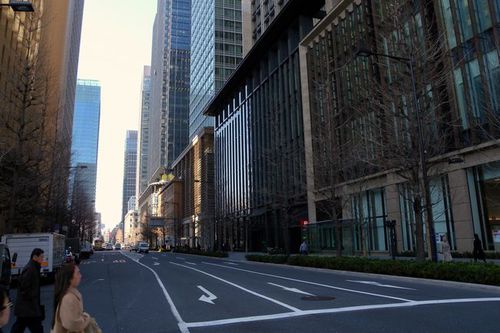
11,248 -> 44,333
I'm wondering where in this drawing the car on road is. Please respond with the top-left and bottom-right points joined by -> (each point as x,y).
137,242 -> 149,254
114,243 -> 121,250
105,243 -> 113,251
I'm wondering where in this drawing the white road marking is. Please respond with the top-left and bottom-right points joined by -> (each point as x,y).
202,262 -> 413,302
184,297 -> 500,329
224,262 -> 238,265
268,282 -> 315,296
153,262 -> 160,266
186,262 -> 197,265
170,262 -> 301,312
347,280 -> 416,290
198,286 -> 217,304
176,257 -> 186,260
152,256 -> 159,260
121,253 -> 189,333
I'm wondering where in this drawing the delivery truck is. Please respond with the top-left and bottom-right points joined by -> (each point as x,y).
1,233 -> 65,278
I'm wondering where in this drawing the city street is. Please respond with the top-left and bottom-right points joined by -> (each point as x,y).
6,251 -> 500,333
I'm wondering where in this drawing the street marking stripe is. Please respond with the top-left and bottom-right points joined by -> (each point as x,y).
121,253 -> 190,333
347,280 -> 416,290
224,262 -> 238,265
185,262 -> 197,265
170,262 -> 301,312
184,297 -> 500,329
202,262 -> 413,302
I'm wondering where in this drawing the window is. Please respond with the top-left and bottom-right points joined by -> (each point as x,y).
440,0 -> 457,48
456,0 -> 473,41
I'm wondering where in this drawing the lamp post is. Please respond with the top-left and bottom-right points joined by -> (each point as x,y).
0,1 -> 34,12
356,47 -> 438,262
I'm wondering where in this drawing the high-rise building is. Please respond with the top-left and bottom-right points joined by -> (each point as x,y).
137,66 -> 152,197
189,0 -> 244,139
71,79 -> 101,207
0,0 -> 84,233
122,130 -> 138,221
148,0 -> 191,179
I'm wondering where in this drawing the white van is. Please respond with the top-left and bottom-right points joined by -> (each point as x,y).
137,242 -> 149,254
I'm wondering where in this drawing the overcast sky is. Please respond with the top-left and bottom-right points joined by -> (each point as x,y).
77,0 -> 157,231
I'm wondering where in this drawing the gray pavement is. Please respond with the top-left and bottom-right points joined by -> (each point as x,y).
4,250 -> 500,332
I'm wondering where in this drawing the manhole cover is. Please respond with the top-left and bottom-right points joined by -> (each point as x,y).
301,296 -> 336,301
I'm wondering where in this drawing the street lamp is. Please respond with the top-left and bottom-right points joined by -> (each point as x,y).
0,1 -> 34,12
356,46 -> 438,262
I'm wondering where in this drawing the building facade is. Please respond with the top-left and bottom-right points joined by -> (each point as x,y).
71,79 -> 101,208
301,0 -> 500,255
0,0 -> 84,233
148,0 -> 191,179
121,130 -> 138,221
204,0 -> 326,252
137,66 -> 152,197
189,0 -> 244,139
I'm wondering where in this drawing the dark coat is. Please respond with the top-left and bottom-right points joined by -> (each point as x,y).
14,259 -> 42,318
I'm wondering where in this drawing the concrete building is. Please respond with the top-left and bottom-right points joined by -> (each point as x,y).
124,209 -> 139,246
0,0 -> 84,233
299,0 -> 500,255
137,66 -> 152,197
171,127 -> 215,249
121,130 -> 138,221
148,0 -> 191,178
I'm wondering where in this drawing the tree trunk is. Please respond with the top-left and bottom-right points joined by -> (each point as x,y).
413,195 -> 425,261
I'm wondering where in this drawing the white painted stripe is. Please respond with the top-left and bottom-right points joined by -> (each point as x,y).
121,253 -> 189,333
185,262 -> 197,265
170,262 -> 301,312
185,297 -> 500,328
224,262 -> 238,265
202,262 -> 413,302
152,256 -> 159,260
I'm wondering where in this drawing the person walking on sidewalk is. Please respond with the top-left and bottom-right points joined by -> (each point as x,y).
299,240 -> 308,255
473,234 -> 487,263
11,248 -> 45,333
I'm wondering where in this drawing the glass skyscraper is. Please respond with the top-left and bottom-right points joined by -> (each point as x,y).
137,66 -> 151,197
148,0 -> 191,178
189,0 -> 244,139
122,130 -> 138,221
71,79 -> 101,207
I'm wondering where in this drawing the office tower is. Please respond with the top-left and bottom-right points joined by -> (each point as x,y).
122,130 -> 138,221
71,79 -> 101,207
189,0 -> 244,139
148,0 -> 191,179
137,66 -> 151,196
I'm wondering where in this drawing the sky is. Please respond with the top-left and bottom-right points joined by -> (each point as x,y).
77,0 -> 157,232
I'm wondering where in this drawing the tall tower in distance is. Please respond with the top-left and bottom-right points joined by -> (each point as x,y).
71,79 -> 101,208
148,0 -> 191,180
121,130 -> 138,221
137,66 -> 151,197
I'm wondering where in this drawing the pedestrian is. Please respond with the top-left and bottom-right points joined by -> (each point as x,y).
473,233 -> 487,263
11,248 -> 45,333
51,263 -> 101,333
299,240 -> 308,255
441,234 -> 452,262
0,286 -> 12,332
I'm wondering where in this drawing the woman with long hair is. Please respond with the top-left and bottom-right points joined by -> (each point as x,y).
51,263 -> 99,333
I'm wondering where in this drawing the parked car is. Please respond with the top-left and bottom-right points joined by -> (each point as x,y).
105,243 -> 113,251
137,242 -> 149,254
114,243 -> 121,250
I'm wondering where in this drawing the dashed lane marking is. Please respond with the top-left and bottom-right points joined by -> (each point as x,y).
186,262 -> 197,265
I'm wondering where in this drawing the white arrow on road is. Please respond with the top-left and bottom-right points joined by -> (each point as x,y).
268,282 -> 315,296
197,285 -> 217,304
346,280 -> 415,290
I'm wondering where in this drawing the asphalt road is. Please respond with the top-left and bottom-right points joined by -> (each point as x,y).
5,251 -> 500,332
